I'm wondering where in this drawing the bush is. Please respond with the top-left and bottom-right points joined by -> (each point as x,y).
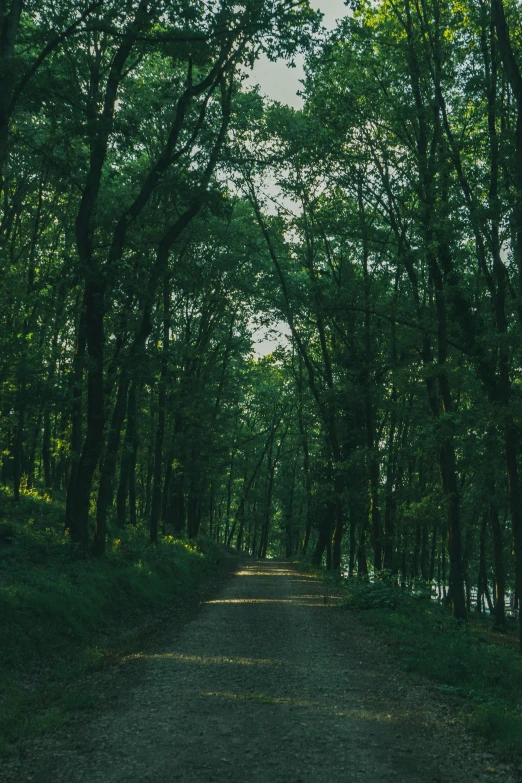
344,575 -> 402,610
468,706 -> 522,752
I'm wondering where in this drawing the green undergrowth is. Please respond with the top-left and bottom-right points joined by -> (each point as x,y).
0,486 -> 229,755
301,561 -> 522,757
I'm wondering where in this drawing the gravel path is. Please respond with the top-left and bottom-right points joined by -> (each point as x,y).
10,561 -> 519,782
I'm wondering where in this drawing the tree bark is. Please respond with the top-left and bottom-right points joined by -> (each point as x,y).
93,369 -> 130,552
150,274 -> 170,544
65,301 -> 86,531
116,381 -> 137,528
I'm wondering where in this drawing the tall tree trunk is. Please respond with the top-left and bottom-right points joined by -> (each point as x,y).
489,480 -> 506,630
42,407 -> 52,490
0,0 -> 23,195
236,500 -> 246,551
41,319 -> 60,491
171,470 -> 185,535
311,529 -> 327,567
222,446 -> 236,544
348,500 -> 357,578
259,449 -> 275,558
68,280 -> 105,551
65,302 -> 87,530
116,382 -> 137,528
358,180 -> 382,570
332,472 -> 344,571
143,406 -> 155,520
160,454 -> 173,535
297,401 -> 312,554
489,3 -> 522,643
284,458 -> 298,558
12,398 -> 24,501
209,478 -> 215,539
357,520 -> 368,576
67,3 -> 151,550
403,0 -> 466,618
187,486 -> 200,539
477,513 -> 489,613
429,517 -> 438,583
383,417 -> 397,570
413,520 -> 421,579
93,369 -> 130,553
150,274 -> 170,543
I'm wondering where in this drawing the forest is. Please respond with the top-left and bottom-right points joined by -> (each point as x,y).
3,0 -> 522,675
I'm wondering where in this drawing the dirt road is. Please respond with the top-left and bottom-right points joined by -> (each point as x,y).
9,562 -> 518,782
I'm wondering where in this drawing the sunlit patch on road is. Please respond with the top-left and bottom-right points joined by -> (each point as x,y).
204,597 -> 332,606
124,653 -> 282,666
199,691 -> 403,723
236,569 -> 299,577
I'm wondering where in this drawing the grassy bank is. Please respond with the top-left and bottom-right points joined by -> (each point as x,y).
0,487 -> 231,755
307,565 -> 522,756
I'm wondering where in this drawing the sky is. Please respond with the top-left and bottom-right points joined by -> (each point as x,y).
249,1 -> 349,355
249,0 -> 348,109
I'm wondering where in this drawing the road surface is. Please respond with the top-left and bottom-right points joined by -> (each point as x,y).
9,562 -> 516,783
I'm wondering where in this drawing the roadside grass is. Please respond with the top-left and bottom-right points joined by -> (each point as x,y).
302,562 -> 522,756
0,486 -> 227,756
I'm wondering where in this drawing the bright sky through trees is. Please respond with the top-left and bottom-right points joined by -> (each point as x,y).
250,0 -> 348,107
250,0 -> 349,355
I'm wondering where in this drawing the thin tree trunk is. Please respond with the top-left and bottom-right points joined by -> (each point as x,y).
93,369 -> 130,553
150,274 -> 170,543
489,478 -> 506,629
116,381 -> 137,528
348,500 -> 357,578
65,302 -> 86,529
68,280 -> 105,551
477,513 -> 489,613
429,518 -> 438,583
332,472 -> 344,571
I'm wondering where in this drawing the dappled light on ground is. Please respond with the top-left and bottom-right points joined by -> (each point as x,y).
124,652 -> 282,666
204,597 -> 332,606
199,690 -> 403,723
236,568 -> 299,577
200,691 -> 411,723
